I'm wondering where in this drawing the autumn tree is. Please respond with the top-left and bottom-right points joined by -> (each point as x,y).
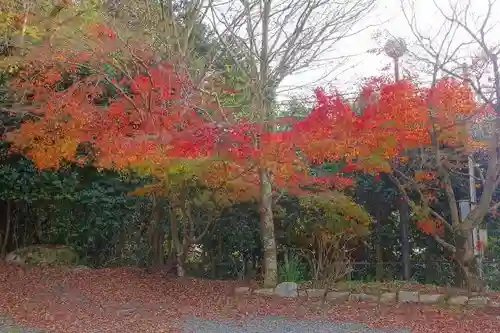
5,13 -> 377,281
4,0 -> 263,273
1,1 -> 214,273
296,71 -> 488,289
391,0 -> 500,290
207,0 -> 377,288
3,0 -> 379,282
3,10 -> 236,268
95,0 -> 378,284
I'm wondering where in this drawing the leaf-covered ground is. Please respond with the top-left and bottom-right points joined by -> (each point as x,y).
0,263 -> 499,333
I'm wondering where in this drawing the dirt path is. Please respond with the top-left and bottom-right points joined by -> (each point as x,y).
0,263 -> 498,333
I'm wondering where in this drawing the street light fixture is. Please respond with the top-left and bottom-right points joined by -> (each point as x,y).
384,38 -> 407,81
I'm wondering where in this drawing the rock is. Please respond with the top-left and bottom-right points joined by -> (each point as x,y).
71,265 -> 91,272
419,294 -> 443,304
447,296 -> 469,306
305,289 -> 325,298
254,288 -> 274,296
361,293 -> 379,301
488,301 -> 500,308
349,293 -> 363,301
398,290 -> 419,303
274,282 -> 298,298
349,293 -> 378,302
5,252 -> 24,265
364,286 -> 381,296
379,292 -> 397,303
467,296 -> 489,307
235,286 -> 251,294
326,291 -> 350,301
5,245 -> 79,267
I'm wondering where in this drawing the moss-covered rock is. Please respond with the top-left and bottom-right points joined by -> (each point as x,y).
5,245 -> 79,267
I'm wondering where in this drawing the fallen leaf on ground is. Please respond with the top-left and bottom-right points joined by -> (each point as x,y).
0,262 -> 498,333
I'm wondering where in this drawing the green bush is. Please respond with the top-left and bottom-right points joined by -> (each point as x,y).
279,251 -> 307,283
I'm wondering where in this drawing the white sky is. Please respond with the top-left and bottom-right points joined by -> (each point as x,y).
278,0 -> 402,100
277,0 -> 500,103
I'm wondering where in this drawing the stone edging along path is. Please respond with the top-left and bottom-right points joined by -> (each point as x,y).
234,283 -> 500,308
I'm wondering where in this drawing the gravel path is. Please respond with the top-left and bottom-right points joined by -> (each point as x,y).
0,314 -> 411,333
183,317 -> 411,333
0,314 -> 45,333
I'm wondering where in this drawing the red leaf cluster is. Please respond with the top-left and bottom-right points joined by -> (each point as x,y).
416,218 -> 445,235
5,24 -> 479,200
293,77 -> 476,171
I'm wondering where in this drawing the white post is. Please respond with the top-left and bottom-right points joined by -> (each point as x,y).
468,155 -> 484,281
469,156 -> 479,255
464,62 -> 485,280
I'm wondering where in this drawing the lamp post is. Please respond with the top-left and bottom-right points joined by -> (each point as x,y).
384,37 -> 411,281
384,38 -> 407,81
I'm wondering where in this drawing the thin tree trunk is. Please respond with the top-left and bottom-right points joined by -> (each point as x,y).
35,213 -> 43,244
257,0 -> 278,289
375,243 -> 384,281
259,167 -> 278,288
374,211 -> 384,281
455,232 -> 483,291
1,201 -> 11,258
400,198 -> 411,280
423,237 -> 435,284
149,195 -> 164,268
180,224 -> 190,277
115,223 -> 126,261
169,206 -> 184,277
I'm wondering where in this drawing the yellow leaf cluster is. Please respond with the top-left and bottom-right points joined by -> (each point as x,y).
299,192 -> 371,237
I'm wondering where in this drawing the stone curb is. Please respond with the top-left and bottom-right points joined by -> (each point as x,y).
234,286 -> 500,309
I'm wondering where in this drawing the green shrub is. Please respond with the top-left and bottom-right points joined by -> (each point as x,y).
279,251 -> 306,283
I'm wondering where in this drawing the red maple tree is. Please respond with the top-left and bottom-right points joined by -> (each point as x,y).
6,23 -> 360,203
292,76 -> 478,237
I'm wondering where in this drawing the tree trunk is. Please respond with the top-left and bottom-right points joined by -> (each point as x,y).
455,232 -> 483,292
169,206 -> 185,277
151,226 -> 165,267
35,214 -> 43,244
149,196 -> 165,268
423,238 -> 436,284
1,201 -> 11,258
375,242 -> 384,281
374,211 -> 384,281
115,223 -> 126,261
399,198 -> 411,280
259,167 -> 278,288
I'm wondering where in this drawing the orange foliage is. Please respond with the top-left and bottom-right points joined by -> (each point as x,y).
293,77 -> 477,171
414,171 -> 436,182
6,23 -> 355,201
291,76 -> 478,235
416,217 -> 445,235
4,22 -> 480,209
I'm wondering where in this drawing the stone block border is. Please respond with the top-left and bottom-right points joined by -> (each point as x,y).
234,284 -> 500,309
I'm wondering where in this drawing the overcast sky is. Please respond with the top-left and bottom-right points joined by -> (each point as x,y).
277,0 -> 500,103
278,0 -> 401,100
